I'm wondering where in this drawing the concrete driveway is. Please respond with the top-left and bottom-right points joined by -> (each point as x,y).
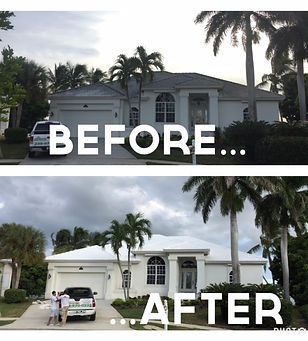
20,138 -> 145,165
0,300 -> 130,330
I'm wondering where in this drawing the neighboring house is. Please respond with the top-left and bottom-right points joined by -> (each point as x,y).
49,71 -> 283,138
44,234 -> 266,300
0,259 -> 12,296
0,108 -> 10,136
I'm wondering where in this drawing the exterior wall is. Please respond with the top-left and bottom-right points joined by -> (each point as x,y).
219,100 -> 280,129
0,262 -> 12,296
0,109 -> 10,135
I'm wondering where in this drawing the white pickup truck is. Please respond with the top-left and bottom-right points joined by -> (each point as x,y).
59,287 -> 97,321
28,121 -> 64,158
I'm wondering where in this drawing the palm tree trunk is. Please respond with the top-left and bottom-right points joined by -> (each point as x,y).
15,264 -> 22,289
280,226 -> 290,301
126,88 -> 132,124
116,253 -> 127,300
245,14 -> 257,122
138,80 -> 142,119
127,246 -> 131,299
16,103 -> 23,128
296,57 -> 307,121
10,260 -> 17,289
230,210 -> 241,283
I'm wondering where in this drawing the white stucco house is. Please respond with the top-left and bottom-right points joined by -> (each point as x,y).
49,71 -> 283,137
0,259 -> 12,296
45,234 -> 266,300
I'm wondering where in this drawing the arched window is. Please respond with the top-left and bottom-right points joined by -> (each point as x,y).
147,256 -> 166,285
155,93 -> 175,123
229,270 -> 233,284
129,107 -> 139,127
181,260 -> 197,268
243,107 -> 249,121
122,270 -> 131,288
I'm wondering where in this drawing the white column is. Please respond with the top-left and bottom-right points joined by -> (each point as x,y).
208,90 -> 219,127
196,255 -> 206,293
179,94 -> 190,133
168,255 -> 179,298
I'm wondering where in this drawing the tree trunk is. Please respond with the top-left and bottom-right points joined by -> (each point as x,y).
245,14 -> 257,122
116,253 -> 127,300
9,107 -> 17,127
280,226 -> 290,301
126,88 -> 132,125
16,103 -> 23,128
296,57 -> 307,121
127,246 -> 131,299
15,264 -> 22,289
10,261 -> 17,289
230,210 -> 241,283
138,80 -> 142,119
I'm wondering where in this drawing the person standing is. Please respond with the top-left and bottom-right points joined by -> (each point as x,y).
47,291 -> 59,326
59,289 -> 70,326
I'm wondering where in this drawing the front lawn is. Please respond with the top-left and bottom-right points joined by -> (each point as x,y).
0,141 -> 28,159
0,298 -> 32,317
122,143 -> 248,165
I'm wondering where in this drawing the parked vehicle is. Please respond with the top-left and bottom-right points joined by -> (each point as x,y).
59,287 -> 97,321
28,121 -> 64,158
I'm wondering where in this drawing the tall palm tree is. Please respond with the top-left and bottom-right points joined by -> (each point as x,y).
87,67 -> 107,84
0,223 -> 46,288
102,220 -> 128,300
109,54 -> 135,116
266,12 -> 308,121
133,46 -> 164,117
255,177 -> 308,300
195,11 -> 275,121
123,212 -> 152,298
65,62 -> 88,88
182,176 -> 274,283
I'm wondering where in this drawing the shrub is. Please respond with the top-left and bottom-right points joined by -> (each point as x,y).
271,121 -> 308,137
255,136 -> 308,164
4,128 -> 28,143
224,121 -> 271,160
112,298 -> 126,307
4,288 -> 27,303
299,304 -> 308,321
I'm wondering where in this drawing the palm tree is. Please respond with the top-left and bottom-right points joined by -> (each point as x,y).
109,54 -> 135,116
195,11 -> 275,121
65,62 -> 88,88
0,223 -> 46,288
102,220 -> 128,300
133,46 -> 164,116
255,177 -> 308,300
266,12 -> 308,121
182,176 -> 273,283
123,212 -> 152,298
47,63 -> 70,93
87,67 -> 107,84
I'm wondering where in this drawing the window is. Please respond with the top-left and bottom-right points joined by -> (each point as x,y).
147,256 -> 166,285
181,260 -> 196,268
243,107 -> 249,121
129,107 -> 139,127
122,270 -> 131,288
155,93 -> 175,123
229,271 -> 233,284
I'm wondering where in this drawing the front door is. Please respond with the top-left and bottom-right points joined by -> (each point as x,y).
180,269 -> 197,292
190,97 -> 208,135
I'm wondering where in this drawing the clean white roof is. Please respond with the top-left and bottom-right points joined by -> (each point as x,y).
45,234 -> 266,263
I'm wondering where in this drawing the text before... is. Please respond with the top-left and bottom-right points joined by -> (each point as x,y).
49,124 -> 216,156
140,293 -> 283,325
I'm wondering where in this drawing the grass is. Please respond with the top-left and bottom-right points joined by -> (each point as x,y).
122,143 -> 249,165
0,320 -> 16,326
0,298 -> 32,317
0,141 -> 28,159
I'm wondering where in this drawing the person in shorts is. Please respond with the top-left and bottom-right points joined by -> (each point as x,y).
47,291 -> 59,326
59,289 -> 70,326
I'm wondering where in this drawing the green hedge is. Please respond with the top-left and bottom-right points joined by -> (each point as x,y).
255,136 -> 308,164
300,304 -> 308,321
4,289 -> 27,303
202,283 -> 292,328
4,128 -> 28,143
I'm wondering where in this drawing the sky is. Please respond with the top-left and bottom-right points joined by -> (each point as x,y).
0,10 -> 275,85
0,176 -> 262,257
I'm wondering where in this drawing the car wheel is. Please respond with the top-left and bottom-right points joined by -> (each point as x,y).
28,151 -> 35,158
89,313 -> 96,321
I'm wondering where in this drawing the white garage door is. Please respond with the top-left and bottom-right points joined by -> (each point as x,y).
57,272 -> 105,299
59,110 -> 114,137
